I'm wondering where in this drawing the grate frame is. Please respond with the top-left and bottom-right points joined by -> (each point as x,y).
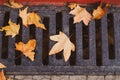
0,5 -> 120,75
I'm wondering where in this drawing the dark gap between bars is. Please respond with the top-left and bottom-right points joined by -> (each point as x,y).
95,19 -> 102,66
69,17 -> 76,65
42,17 -> 49,65
56,12 -> 63,59
15,17 -> 22,65
29,24 -> 36,39
1,12 -> 9,59
107,13 -> 115,59
82,23 -> 89,59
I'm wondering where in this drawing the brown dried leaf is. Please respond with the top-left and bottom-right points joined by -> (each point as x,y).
49,31 -> 75,62
92,4 -> 108,19
69,5 -> 92,26
19,8 -> 46,30
4,0 -> 23,8
0,20 -> 20,38
0,70 -> 6,80
15,39 -> 36,61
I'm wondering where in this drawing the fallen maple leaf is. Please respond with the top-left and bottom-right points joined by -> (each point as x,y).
19,7 -> 46,30
92,4 -> 109,19
49,31 -> 75,62
68,3 -> 78,10
0,63 -> 6,69
27,12 -> 46,30
19,7 -> 28,27
15,39 -> 36,61
0,20 -> 20,38
0,70 -> 6,80
4,0 -> 23,8
69,5 -> 92,26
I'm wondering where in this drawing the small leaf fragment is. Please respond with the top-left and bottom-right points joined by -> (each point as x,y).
92,4 -> 108,19
0,63 -> 6,69
69,5 -> 92,26
15,39 -> 36,61
4,0 -> 23,8
0,20 -> 20,38
49,31 -> 75,62
68,3 -> 78,9
0,70 -> 6,80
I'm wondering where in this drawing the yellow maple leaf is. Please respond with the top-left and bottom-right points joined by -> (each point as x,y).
49,31 -> 75,62
27,12 -> 46,30
15,39 -> 36,61
0,20 -> 20,38
92,4 -> 109,19
4,0 -> 23,8
69,5 -> 92,26
0,70 -> 6,80
19,7 -> 46,30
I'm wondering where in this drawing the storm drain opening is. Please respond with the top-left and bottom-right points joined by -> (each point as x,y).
0,5 -> 119,75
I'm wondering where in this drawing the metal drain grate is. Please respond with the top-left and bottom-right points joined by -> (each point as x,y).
0,5 -> 120,75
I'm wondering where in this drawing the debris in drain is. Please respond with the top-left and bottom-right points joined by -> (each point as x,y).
19,7 -> 46,30
49,31 -> 75,62
0,70 -> 6,80
15,39 -> 36,61
69,4 -> 92,26
92,3 -> 109,19
0,20 -> 20,38
68,3 -> 78,10
4,0 -> 23,9
0,63 -> 6,69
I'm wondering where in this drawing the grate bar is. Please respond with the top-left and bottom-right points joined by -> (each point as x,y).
48,13 -> 59,66
89,20 -> 96,66
76,23 -> 83,65
114,13 -> 120,64
101,14 -> 109,66
0,12 -> 4,60
61,11 -> 70,66
21,25 -> 30,66
35,28 -> 43,65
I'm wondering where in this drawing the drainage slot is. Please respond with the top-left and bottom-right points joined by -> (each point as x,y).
42,17 -> 49,65
69,17 -> 76,65
56,12 -> 63,59
29,24 -> 36,39
1,12 -> 10,59
95,20 -> 102,66
107,13 -> 115,59
82,23 -> 89,59
15,17 -> 22,65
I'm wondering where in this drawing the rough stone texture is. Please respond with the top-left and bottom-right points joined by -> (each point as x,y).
87,76 -> 104,80
105,75 -> 115,80
115,75 -> 120,80
5,75 -> 120,80
33,75 -> 51,80
15,75 -> 33,80
69,75 -> 86,80
51,75 -> 69,80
